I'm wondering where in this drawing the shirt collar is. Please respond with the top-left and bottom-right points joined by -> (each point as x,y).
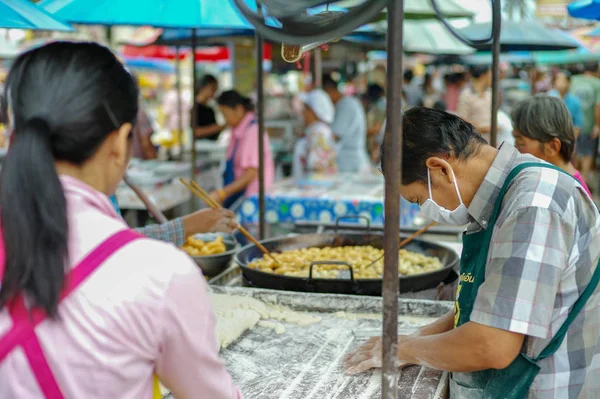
232,112 -> 256,140
467,143 -> 535,230
59,175 -> 122,221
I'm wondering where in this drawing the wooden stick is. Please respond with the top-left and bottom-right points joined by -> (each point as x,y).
179,179 -> 282,267
124,175 -> 168,224
366,221 -> 439,268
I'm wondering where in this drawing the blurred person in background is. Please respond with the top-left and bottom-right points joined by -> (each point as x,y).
293,89 -> 337,178
512,95 -> 591,196
211,90 -> 274,208
532,67 -> 552,94
457,65 -> 492,142
548,70 -> 583,138
365,84 -> 387,162
322,74 -> 370,173
419,73 -> 446,111
443,72 -> 465,113
131,100 -> 157,160
403,69 -> 422,106
571,61 -> 600,187
193,74 -> 224,140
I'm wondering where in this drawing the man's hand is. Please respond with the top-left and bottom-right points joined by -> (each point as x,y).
181,208 -> 237,236
343,336 -> 411,375
208,190 -> 224,206
593,125 -> 600,139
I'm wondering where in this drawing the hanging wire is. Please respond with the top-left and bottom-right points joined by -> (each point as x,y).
233,0 -> 388,45
429,0 -> 502,47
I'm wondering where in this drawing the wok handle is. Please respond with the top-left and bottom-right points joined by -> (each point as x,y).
334,215 -> 371,233
308,261 -> 355,281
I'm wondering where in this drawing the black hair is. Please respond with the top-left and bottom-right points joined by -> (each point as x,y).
366,84 -> 385,103
583,61 -> 599,73
0,42 -> 138,317
511,95 -> 574,163
380,107 -> 486,185
217,90 -> 254,112
196,74 -> 218,94
403,69 -> 414,83
470,65 -> 490,79
322,74 -> 339,90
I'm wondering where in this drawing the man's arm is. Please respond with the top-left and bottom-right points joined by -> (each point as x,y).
415,310 -> 454,337
397,321 -> 524,372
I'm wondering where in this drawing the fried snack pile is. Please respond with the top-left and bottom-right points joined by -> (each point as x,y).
248,246 -> 443,279
181,236 -> 227,256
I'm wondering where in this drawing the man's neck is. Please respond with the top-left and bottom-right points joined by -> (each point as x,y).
471,81 -> 487,95
330,92 -> 343,104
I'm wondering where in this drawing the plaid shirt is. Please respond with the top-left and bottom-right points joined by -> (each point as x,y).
462,144 -> 600,398
135,218 -> 186,247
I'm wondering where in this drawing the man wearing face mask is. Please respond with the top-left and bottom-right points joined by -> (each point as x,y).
344,107 -> 600,398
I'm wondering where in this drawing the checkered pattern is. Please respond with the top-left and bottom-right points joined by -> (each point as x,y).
459,144 -> 600,398
135,218 -> 186,247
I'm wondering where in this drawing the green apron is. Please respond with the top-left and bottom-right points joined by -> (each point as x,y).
450,162 -> 600,399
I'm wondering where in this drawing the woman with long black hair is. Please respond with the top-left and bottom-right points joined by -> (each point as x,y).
0,42 -> 241,399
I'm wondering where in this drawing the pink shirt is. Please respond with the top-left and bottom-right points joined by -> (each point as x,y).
0,176 -> 241,399
226,112 -> 274,197
573,169 -> 592,197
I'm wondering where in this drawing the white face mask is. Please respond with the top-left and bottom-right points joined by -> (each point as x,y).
420,168 -> 471,226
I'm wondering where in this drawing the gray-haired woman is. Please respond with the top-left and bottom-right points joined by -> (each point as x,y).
511,94 -> 591,196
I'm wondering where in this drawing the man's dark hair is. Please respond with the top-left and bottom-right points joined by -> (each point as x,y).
380,107 -> 486,185
583,61 -> 599,73
403,69 -> 414,83
366,84 -> 384,103
195,74 -> 218,94
322,74 -> 338,90
511,95 -> 574,163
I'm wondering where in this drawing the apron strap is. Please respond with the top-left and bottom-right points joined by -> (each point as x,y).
484,162 -> 600,361
0,229 -> 143,398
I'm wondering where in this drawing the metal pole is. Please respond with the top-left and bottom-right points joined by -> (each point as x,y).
382,0 -> 403,398
256,1 -> 266,240
175,46 -> 184,160
191,29 -> 198,185
315,47 -> 323,88
490,0 -> 502,148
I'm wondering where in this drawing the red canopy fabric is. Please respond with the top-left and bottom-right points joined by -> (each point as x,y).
122,43 -> 272,62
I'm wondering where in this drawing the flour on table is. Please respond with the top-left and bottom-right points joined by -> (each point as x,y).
210,294 -> 321,350
258,320 -> 286,334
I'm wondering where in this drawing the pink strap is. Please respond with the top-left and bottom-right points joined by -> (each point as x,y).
0,229 -> 143,398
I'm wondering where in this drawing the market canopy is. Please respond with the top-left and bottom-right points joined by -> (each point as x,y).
39,0 -> 252,29
568,0 -> 600,20
0,0 -> 73,31
346,20 -> 475,55
335,0 -> 474,19
457,20 -> 580,52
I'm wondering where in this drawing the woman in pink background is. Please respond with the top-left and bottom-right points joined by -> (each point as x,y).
211,90 -> 274,208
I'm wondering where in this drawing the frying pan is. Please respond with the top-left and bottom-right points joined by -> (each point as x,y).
235,232 -> 459,296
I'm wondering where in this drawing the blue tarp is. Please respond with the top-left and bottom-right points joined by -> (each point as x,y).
0,0 -> 72,31
568,0 -> 600,20
40,0 -> 252,29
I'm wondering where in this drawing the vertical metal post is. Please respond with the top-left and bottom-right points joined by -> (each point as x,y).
490,1 -> 502,148
382,1 -> 403,398
175,46 -> 184,153
256,2 -> 266,240
191,29 -> 198,184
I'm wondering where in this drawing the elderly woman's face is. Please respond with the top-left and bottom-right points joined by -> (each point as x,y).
513,129 -> 545,160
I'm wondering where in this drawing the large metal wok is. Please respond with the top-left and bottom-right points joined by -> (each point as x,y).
235,232 -> 459,296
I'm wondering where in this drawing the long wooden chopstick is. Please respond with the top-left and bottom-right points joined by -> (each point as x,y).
365,221 -> 439,268
179,179 -> 282,267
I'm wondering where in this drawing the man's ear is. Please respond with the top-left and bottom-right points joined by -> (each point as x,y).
425,157 -> 454,184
